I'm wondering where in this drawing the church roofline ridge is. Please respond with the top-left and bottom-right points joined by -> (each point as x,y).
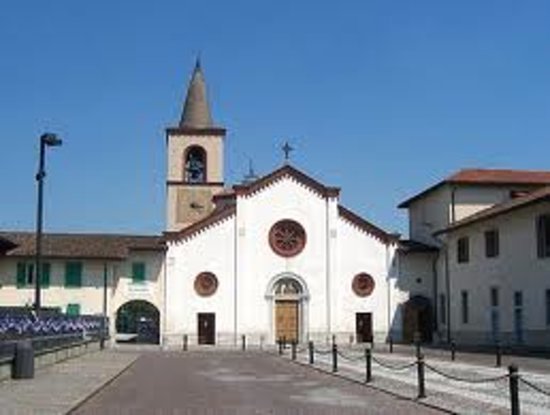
163,205 -> 236,243
231,164 -> 340,199
337,205 -> 397,245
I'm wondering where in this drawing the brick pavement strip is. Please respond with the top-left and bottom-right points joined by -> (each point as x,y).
0,350 -> 138,415
71,350 -> 444,415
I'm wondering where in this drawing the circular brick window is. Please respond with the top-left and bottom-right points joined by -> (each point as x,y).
269,219 -> 306,257
194,272 -> 218,297
352,273 -> 375,297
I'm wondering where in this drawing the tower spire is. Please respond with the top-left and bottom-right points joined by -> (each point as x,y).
179,57 -> 213,128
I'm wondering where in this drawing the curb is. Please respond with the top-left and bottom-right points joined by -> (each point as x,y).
65,353 -> 139,414
273,353 -> 456,415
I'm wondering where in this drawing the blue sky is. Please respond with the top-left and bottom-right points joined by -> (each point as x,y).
1,1 -> 549,235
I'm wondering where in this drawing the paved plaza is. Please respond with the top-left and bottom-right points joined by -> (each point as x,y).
70,350 -> 442,415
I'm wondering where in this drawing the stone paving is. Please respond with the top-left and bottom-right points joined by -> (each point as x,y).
71,350 -> 444,415
0,350 -> 138,415
290,345 -> 550,415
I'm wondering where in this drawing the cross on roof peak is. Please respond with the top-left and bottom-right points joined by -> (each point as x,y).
282,141 -> 294,164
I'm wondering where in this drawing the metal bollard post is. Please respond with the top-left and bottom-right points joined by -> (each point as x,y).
451,340 -> 456,361
389,336 -> 393,353
332,343 -> 338,373
308,341 -> 314,364
349,334 -> 354,346
417,353 -> 426,399
291,341 -> 297,361
283,336 -> 287,350
260,335 -> 264,351
332,334 -> 336,347
278,338 -> 283,355
414,331 -> 421,359
183,334 -> 188,351
496,342 -> 502,368
365,347 -> 372,383
508,365 -> 520,415
241,334 -> 246,351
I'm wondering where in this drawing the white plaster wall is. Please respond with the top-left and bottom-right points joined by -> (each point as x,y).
446,201 -> 550,346
333,218 -> 394,343
165,214 -> 235,345
408,186 -> 451,246
236,178 -> 330,344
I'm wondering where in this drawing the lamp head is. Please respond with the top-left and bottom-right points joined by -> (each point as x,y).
41,133 -> 62,147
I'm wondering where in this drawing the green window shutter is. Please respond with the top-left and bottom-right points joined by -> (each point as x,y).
65,262 -> 82,287
132,262 -> 146,284
66,303 -> 80,316
41,263 -> 50,288
16,262 -> 26,288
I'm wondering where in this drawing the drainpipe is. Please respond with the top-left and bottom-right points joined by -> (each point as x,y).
325,198 -> 331,339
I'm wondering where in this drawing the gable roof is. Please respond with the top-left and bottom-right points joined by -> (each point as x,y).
164,205 -> 236,243
398,168 -> 550,208
0,232 -> 165,260
338,206 -> 397,244
232,164 -> 340,199
434,186 -> 550,235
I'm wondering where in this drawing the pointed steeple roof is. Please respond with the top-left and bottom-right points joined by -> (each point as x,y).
179,58 -> 214,129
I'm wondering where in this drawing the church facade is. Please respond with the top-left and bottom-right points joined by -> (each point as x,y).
162,61 -> 402,347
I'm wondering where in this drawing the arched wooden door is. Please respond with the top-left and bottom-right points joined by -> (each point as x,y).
403,296 -> 433,343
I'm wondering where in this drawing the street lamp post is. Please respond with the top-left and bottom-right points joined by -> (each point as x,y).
34,133 -> 62,314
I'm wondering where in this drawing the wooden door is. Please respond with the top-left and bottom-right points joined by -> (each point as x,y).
356,312 -> 373,343
198,313 -> 215,345
275,301 -> 298,342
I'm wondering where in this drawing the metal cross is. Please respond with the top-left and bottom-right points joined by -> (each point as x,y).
282,141 -> 294,163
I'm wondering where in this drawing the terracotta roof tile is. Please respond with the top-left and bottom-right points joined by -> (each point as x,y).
0,232 -> 165,259
399,168 -> 550,208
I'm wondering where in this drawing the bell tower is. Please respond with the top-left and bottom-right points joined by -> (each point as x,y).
166,59 -> 226,231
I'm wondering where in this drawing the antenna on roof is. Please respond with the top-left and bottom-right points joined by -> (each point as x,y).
242,158 -> 259,184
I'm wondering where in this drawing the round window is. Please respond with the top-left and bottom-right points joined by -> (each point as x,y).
269,219 -> 307,257
194,272 -> 218,297
352,273 -> 375,297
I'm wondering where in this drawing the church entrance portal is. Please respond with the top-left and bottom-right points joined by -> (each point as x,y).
270,277 -> 305,343
403,295 -> 433,343
115,300 -> 160,344
198,313 -> 216,345
275,301 -> 299,342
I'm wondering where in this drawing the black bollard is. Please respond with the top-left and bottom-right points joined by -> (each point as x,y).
365,348 -> 372,383
332,334 -> 336,347
508,365 -> 520,415
417,354 -> 426,399
414,331 -> 421,359
183,334 -> 188,351
332,343 -> 338,373
451,340 -> 456,361
241,334 -> 246,351
496,342 -> 502,368
260,335 -> 264,351
278,338 -> 283,355
291,341 -> 297,361
12,340 -> 34,379
283,336 -> 287,350
389,336 -> 393,353
349,334 -> 354,346
308,341 -> 314,364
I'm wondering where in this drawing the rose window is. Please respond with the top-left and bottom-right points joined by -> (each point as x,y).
269,219 -> 306,257
194,272 -> 218,297
352,273 -> 375,297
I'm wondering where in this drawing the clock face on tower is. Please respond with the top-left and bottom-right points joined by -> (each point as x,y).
269,219 -> 307,257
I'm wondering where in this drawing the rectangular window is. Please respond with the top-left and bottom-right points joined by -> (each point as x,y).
490,287 -> 499,307
536,215 -> 550,258
485,229 -> 499,258
131,262 -> 146,284
514,291 -> 523,308
15,263 -> 49,288
461,290 -> 469,324
546,289 -> 550,326
65,262 -> 82,288
439,294 -> 447,325
457,237 -> 469,263
66,303 -> 80,316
